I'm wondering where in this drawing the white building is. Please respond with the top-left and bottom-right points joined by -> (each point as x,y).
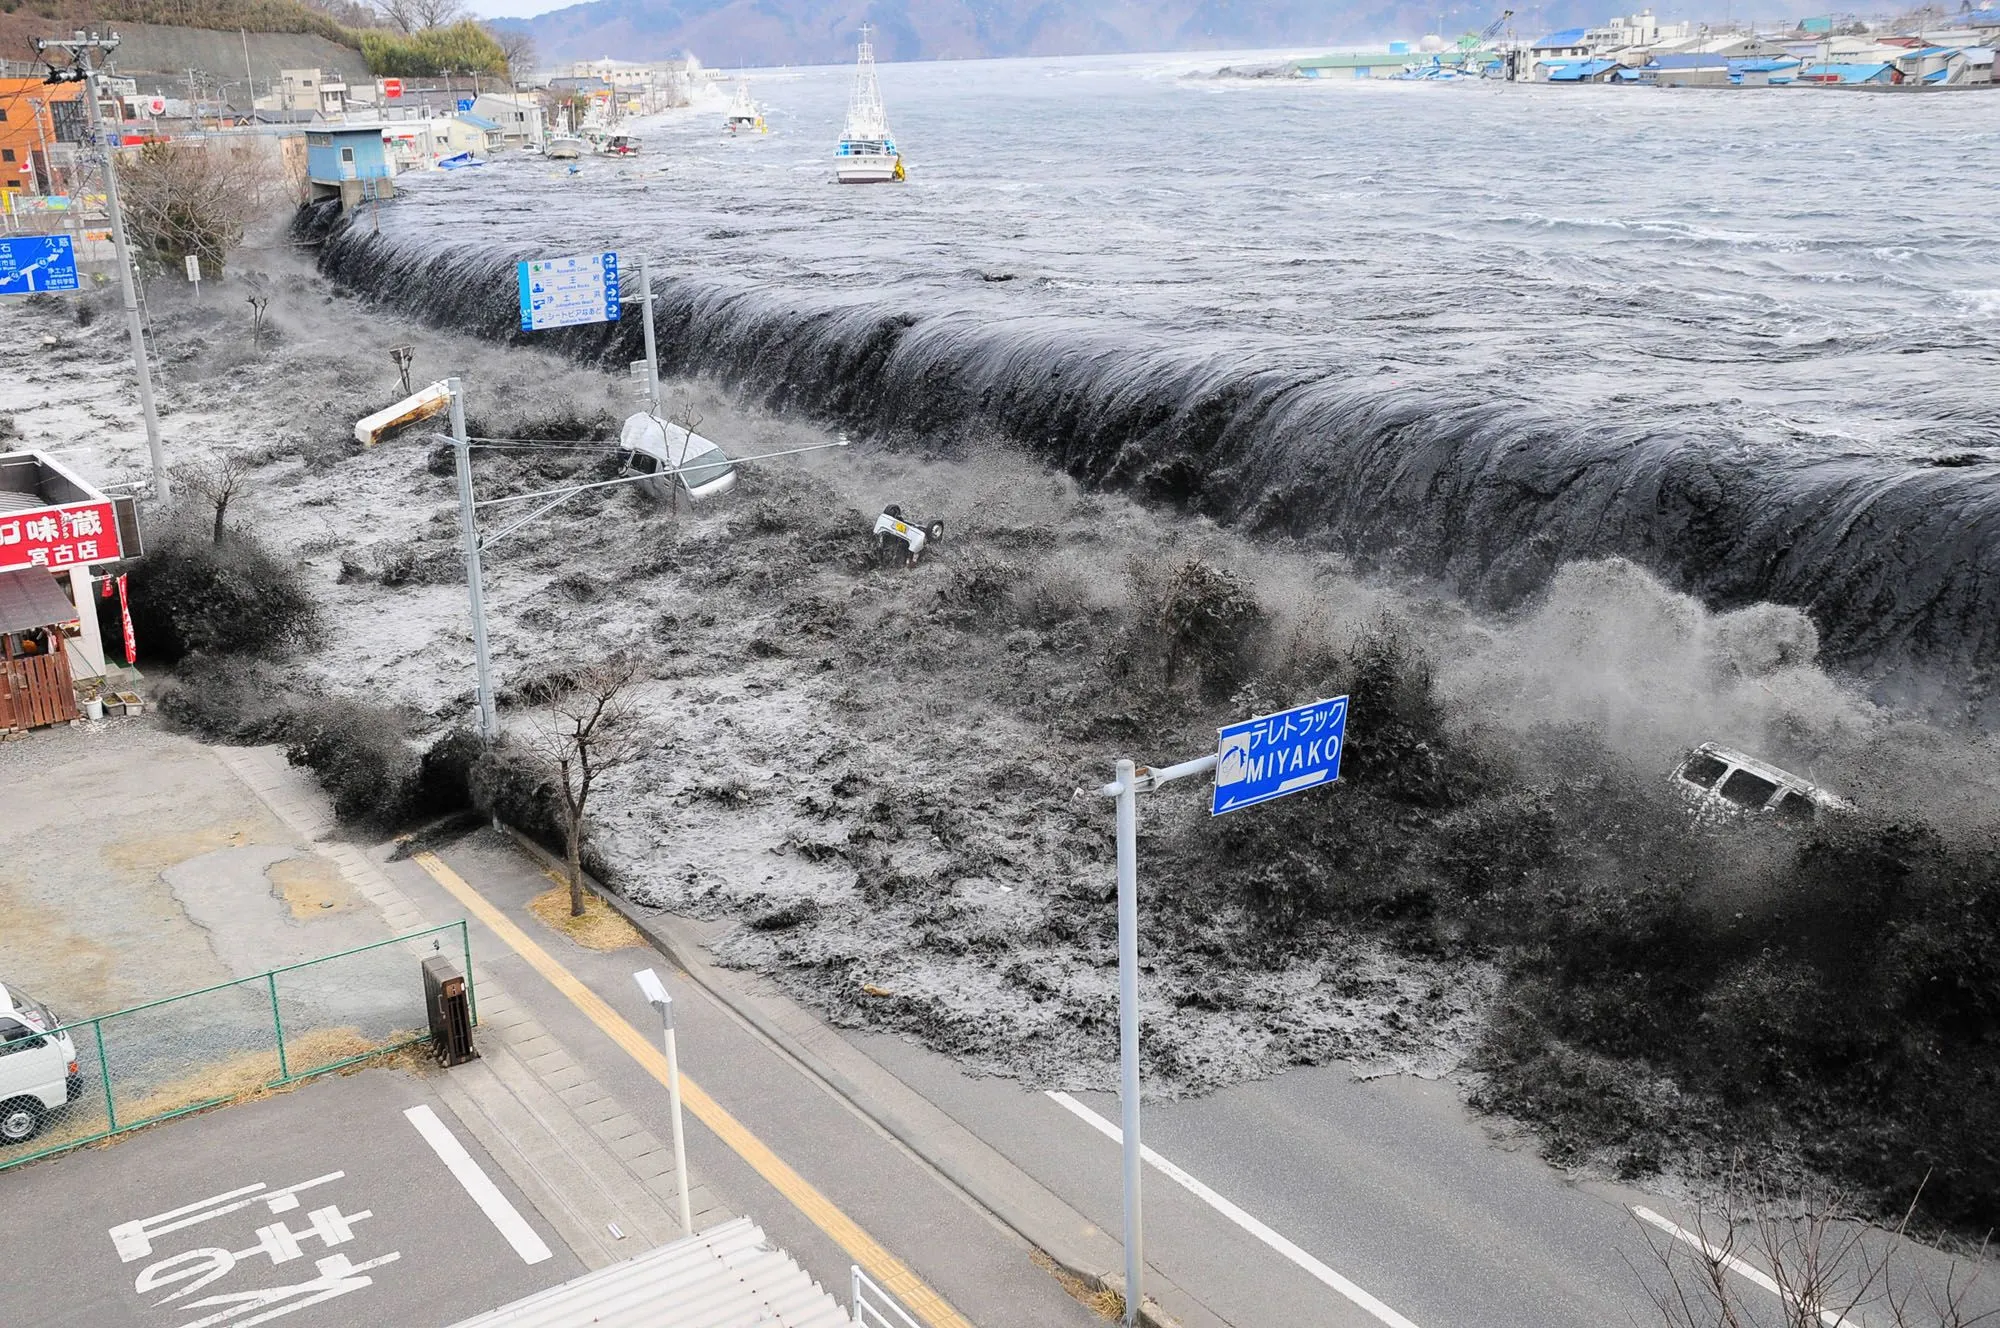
471,92 -> 545,148
1584,9 -> 1693,52
272,68 -> 347,116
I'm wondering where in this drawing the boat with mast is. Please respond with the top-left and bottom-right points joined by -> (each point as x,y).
835,26 -> 903,183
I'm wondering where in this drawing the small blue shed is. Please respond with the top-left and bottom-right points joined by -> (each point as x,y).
305,125 -> 394,211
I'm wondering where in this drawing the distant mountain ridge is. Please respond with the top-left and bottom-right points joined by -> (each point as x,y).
506,0 -> 1595,68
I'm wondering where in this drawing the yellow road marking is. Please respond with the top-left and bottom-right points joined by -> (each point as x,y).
413,851 -> 973,1328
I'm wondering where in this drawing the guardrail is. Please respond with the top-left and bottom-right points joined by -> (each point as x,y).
0,922 -> 473,1171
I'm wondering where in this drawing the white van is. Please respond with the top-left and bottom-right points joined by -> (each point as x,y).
619,412 -> 739,504
1671,743 -> 1848,826
0,981 -> 82,1145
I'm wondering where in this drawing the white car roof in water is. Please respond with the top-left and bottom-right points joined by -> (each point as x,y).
620,412 -> 726,468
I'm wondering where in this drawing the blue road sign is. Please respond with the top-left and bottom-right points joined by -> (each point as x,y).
0,235 -> 81,296
457,97 -> 475,112
1211,695 -> 1348,816
516,251 -> 620,331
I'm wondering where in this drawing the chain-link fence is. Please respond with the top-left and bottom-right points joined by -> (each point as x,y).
0,922 -> 473,1170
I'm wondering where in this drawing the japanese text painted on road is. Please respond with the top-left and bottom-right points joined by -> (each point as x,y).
109,1170 -> 399,1328
0,499 -> 122,574
0,235 -> 81,295
516,251 -> 620,331
1211,695 -> 1349,816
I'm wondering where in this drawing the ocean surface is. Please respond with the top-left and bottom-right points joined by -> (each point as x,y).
312,56 -> 2000,712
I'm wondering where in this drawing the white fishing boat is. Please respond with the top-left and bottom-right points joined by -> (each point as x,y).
545,135 -> 586,160
835,26 -> 902,184
724,83 -> 767,135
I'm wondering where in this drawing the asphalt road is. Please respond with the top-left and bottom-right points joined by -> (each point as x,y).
862,1033 -> 1678,1328
389,836 -> 1104,1328
0,1068 -> 580,1328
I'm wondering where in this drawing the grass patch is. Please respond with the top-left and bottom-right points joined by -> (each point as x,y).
528,882 -> 644,951
1030,1250 -> 1124,1321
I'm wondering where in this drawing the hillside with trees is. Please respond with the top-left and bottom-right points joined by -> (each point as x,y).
0,0 -> 513,79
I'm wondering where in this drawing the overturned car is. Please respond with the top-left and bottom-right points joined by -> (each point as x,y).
1671,742 -> 1850,826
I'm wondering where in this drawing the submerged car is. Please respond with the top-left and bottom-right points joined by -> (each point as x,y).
1671,742 -> 1849,826
619,412 -> 738,503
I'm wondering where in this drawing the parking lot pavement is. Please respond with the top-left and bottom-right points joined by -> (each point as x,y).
0,1067 -> 582,1328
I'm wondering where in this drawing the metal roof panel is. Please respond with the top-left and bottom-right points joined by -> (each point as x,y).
445,1218 -> 849,1328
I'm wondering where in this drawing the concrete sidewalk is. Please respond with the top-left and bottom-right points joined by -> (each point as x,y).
215,746 -> 719,1272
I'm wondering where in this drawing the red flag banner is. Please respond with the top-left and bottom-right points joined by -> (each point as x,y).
117,573 -> 136,664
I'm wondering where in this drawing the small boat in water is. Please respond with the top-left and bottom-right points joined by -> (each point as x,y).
725,83 -> 767,134
835,26 -> 902,183
602,134 -> 641,156
545,136 -> 586,160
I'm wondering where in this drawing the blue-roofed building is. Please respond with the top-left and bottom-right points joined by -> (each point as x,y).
1544,57 -> 1623,82
1638,51 -> 1731,85
1532,27 -> 1590,56
1732,55 -> 1803,85
1797,61 -> 1896,83
305,125 -> 394,211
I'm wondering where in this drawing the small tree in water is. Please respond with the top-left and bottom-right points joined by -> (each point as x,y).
531,657 -> 643,916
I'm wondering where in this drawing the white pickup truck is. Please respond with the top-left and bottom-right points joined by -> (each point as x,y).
0,981 -> 82,1146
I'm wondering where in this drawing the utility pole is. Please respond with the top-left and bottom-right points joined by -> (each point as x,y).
638,252 -> 660,419
35,30 -> 171,504
448,377 -> 498,741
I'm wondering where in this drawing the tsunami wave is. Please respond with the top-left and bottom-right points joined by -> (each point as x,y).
300,203 -> 2000,721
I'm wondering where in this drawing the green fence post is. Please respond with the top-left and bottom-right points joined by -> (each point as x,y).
460,919 -> 478,1027
94,1019 -> 115,1132
268,972 -> 290,1083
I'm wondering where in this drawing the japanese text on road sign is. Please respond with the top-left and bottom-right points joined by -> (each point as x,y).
516,251 -> 620,331
1211,695 -> 1349,816
110,1170 -> 399,1328
0,234 -> 81,295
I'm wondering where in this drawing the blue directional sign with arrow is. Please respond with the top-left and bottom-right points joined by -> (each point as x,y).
1211,695 -> 1348,816
0,235 -> 81,295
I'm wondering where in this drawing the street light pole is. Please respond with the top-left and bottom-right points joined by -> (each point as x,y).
633,968 -> 694,1235
1100,750 -> 1219,1328
36,31 -> 171,503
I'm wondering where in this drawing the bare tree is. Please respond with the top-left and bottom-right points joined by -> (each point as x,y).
1635,1177 -> 2000,1328
118,139 -> 282,279
531,657 -> 644,916
484,23 -> 537,82
174,453 -> 254,544
375,0 -> 467,32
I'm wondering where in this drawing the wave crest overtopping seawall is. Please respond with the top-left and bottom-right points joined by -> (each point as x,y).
303,205 -> 2000,718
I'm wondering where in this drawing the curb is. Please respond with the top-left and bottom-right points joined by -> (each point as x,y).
491,823 -> 1214,1328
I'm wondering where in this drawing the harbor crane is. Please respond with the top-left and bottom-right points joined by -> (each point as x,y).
1458,7 -> 1515,54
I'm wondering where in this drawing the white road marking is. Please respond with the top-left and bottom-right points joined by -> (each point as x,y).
404,1104 -> 552,1265
1045,1090 -> 1424,1328
1632,1206 -> 1858,1328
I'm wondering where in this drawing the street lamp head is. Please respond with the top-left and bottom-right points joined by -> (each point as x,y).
632,967 -> 672,1023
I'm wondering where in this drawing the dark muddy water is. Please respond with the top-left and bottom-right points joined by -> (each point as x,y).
313,56 -> 2000,712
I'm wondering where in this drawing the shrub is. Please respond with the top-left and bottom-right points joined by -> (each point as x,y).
153,654 -> 298,743
283,698 -> 420,826
1152,559 -> 1266,698
466,737 -> 564,853
124,514 -> 320,664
